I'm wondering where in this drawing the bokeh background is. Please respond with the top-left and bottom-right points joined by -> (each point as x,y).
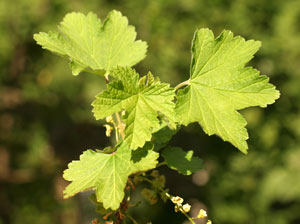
1,0 -> 300,223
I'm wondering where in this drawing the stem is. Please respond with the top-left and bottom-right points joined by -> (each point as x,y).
179,208 -> 196,224
156,161 -> 167,168
175,80 -> 190,91
110,115 -> 119,143
104,72 -> 109,84
103,212 -> 113,220
127,178 -> 135,191
114,123 -> 119,143
139,176 -> 152,185
126,214 -> 138,224
102,72 -> 123,142
115,112 -> 125,140
139,177 -> 195,224
115,199 -> 127,224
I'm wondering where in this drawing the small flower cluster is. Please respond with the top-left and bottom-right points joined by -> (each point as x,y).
196,209 -> 212,224
103,124 -> 113,137
142,188 -> 158,205
140,171 -> 168,204
197,209 -> 207,218
171,196 -> 191,213
169,195 -> 212,224
104,116 -> 114,137
104,114 -> 126,139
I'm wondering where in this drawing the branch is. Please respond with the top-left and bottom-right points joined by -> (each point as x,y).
115,112 -> 125,140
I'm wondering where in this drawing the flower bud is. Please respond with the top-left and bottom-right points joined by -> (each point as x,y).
171,196 -> 183,205
104,124 -> 113,137
197,209 -> 207,218
182,203 -> 191,212
105,115 -> 114,123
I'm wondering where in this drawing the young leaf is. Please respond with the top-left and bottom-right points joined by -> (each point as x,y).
34,11 -> 147,76
63,142 -> 158,210
92,67 -> 176,150
162,146 -> 203,175
175,28 -> 280,153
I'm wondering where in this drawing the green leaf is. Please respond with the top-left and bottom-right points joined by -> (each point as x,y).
89,193 -> 113,215
63,142 -> 158,210
175,28 -> 280,153
152,121 -> 178,151
34,11 -> 147,76
92,67 -> 175,150
162,146 -> 203,175
131,142 -> 159,173
63,144 -> 130,210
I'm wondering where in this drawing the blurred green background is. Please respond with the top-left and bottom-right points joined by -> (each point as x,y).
1,0 -> 300,223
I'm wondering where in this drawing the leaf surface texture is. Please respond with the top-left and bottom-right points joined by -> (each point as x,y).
92,67 -> 175,150
175,28 -> 280,153
34,11 -> 147,75
63,142 -> 158,210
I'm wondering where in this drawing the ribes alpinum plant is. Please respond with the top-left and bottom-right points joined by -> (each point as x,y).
34,10 -> 280,224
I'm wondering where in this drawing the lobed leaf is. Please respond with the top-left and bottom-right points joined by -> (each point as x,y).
92,67 -> 176,150
175,28 -> 280,153
63,142 -> 158,210
34,10 -> 147,76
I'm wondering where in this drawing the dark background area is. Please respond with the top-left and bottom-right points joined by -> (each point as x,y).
1,0 -> 300,223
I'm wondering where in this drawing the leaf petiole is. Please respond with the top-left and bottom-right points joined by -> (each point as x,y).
175,80 -> 190,91
156,161 -> 167,168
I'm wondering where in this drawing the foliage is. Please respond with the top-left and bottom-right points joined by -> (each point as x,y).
34,11 -> 147,76
162,147 -> 203,175
1,0 -> 300,224
92,67 -> 175,149
33,10 -> 278,223
175,28 -> 279,153
63,142 -> 158,210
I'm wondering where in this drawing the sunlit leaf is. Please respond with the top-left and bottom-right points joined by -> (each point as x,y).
34,11 -> 147,76
162,146 -> 203,175
63,142 -> 158,210
176,28 -> 280,153
92,67 -> 175,150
